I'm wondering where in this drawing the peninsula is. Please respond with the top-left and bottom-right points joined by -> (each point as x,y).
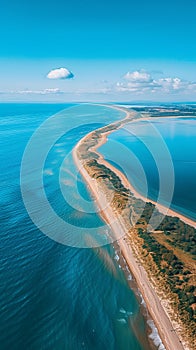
73,105 -> 196,350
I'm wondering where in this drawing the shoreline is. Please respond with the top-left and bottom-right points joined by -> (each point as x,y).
73,105 -> 194,350
112,242 -> 164,350
76,107 -> 196,229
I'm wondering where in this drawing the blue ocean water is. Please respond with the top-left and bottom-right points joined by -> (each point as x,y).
99,116 -> 196,221
0,104 -> 156,350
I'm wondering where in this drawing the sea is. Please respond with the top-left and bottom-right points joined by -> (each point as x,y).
0,103 -> 163,350
99,115 -> 196,222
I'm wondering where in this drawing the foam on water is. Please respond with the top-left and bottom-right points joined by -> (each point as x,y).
119,307 -> 126,314
147,320 -> 166,350
117,318 -> 127,324
114,253 -> 120,261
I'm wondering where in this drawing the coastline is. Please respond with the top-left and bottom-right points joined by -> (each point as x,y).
72,105 -> 194,350
75,107 -> 196,229
93,129 -> 196,229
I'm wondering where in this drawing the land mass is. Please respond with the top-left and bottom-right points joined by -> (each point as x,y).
73,105 -> 196,350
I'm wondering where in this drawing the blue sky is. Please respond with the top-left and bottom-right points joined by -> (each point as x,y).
0,0 -> 195,102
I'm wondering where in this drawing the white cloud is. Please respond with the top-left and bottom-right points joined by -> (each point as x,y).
16,88 -> 64,95
47,67 -> 74,80
116,70 -> 196,95
124,70 -> 152,83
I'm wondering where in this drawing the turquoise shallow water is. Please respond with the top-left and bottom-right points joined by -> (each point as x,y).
0,104 -> 157,350
99,116 -> 196,222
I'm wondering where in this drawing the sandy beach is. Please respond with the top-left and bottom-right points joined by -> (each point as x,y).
73,106 -> 194,350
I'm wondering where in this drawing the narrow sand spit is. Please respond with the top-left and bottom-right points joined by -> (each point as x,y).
73,105 -> 194,350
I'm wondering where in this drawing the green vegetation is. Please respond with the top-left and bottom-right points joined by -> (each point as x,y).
156,216 -> 196,257
138,228 -> 196,330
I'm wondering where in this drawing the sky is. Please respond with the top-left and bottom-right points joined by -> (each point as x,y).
0,0 -> 195,102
